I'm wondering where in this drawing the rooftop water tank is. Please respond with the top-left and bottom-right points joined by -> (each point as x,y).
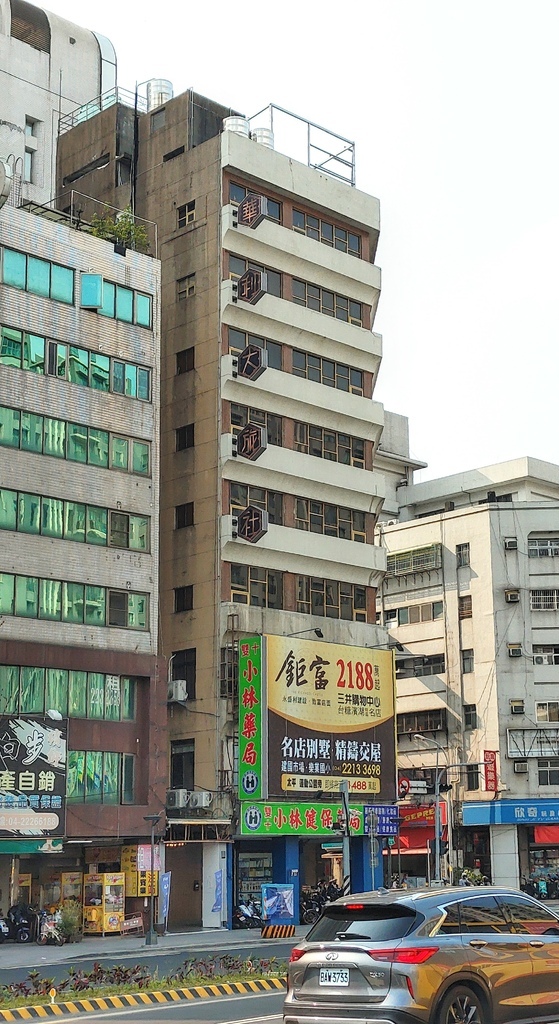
251,127 -> 274,149
223,116 -> 250,138
146,80 -> 173,111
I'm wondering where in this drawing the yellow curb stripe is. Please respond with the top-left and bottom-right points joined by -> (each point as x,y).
152,992 -> 167,1003
107,998 -> 123,1009
49,1007 -> 63,1016
93,1000 -> 108,1011
1,1012 -> 16,1021
168,991 -> 180,1001
221,983 -> 234,995
192,987 -> 210,999
62,1005 -> 79,1015
235,982 -> 248,994
77,1002 -> 93,1013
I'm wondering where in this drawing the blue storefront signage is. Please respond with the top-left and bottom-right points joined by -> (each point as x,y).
364,804 -> 399,836
462,799 -> 559,826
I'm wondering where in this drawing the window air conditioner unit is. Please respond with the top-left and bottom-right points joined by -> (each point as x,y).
510,699 -> 525,714
189,790 -> 213,809
505,590 -> 520,603
166,788 -> 189,810
504,538 -> 518,551
508,645 -> 522,658
534,655 -> 547,665
168,679 -> 188,703
513,760 -> 529,774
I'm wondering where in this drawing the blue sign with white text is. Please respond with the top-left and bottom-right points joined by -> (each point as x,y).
364,804 -> 399,836
462,799 -> 559,826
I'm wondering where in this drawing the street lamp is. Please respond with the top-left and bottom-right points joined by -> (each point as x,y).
368,642 -> 405,652
286,628 -> 324,638
143,812 -> 162,946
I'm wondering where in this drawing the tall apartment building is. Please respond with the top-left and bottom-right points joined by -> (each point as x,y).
0,199 -> 165,914
378,458 -> 559,889
56,88 -> 419,926
0,0 -> 116,206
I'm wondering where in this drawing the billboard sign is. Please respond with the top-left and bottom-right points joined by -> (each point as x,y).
240,800 -> 366,836
484,750 -> 498,791
239,636 -> 265,800
0,717 -> 66,837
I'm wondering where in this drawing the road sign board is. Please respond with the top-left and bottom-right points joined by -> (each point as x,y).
398,777 -> 411,798
364,804 -> 399,836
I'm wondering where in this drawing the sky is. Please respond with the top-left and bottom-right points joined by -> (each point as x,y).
45,0 -> 559,480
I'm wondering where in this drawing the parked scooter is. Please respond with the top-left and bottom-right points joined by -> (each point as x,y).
36,909 -> 65,946
0,903 -> 37,943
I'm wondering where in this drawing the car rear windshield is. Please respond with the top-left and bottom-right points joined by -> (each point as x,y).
306,904 -> 418,943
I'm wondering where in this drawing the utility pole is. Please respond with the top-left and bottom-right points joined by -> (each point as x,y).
340,781 -> 351,895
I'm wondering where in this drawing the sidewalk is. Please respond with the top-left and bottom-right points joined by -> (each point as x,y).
0,925 -> 307,971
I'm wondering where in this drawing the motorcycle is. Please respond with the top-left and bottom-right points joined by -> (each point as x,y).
36,909 -> 65,946
0,903 -> 37,943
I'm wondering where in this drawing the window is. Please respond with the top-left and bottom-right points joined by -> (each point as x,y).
174,586 -> 193,613
533,645 -> 559,665
228,254 -> 281,297
396,601 -> 444,625
0,573 -> 147,629
458,595 -> 473,620
528,538 -> 559,558
292,209 -> 361,257
151,108 -> 165,131
464,704 -> 478,730
231,565 -> 283,608
538,758 -> 559,786
0,488 -> 148,551
466,764 -> 480,791
163,146 -> 185,162
91,278 -> 151,327
176,348 -> 194,374
397,709 -> 447,735
24,118 -> 37,183
536,702 -> 559,723
499,895 -> 559,933
220,646 -> 238,698
231,404 -> 282,447
177,201 -> 195,228
176,424 -> 194,451
295,498 -> 365,542
294,422 -> 365,469
229,182 -> 282,223
107,590 -> 147,629
456,543 -> 470,567
459,896 -> 509,933
397,654 -> 446,678
386,545 -> 442,576
171,648 -> 196,700
171,739 -> 194,790
1,326 -> 45,373
296,575 -> 367,621
292,350 -> 364,395
531,589 -> 559,611
230,483 -> 282,525
175,502 -> 194,529
177,274 -> 195,300
292,279 -> 362,326
2,248 -> 74,303
68,750 -> 134,803
227,328 -> 282,370
462,649 -> 474,674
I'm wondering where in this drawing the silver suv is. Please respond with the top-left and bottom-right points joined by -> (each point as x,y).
284,886 -> 559,1024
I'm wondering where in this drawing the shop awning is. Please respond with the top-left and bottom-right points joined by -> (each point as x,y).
534,825 -> 559,845
0,840 -> 63,854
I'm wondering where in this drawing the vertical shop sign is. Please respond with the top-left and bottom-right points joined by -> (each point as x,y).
484,750 -> 498,791
238,635 -> 265,800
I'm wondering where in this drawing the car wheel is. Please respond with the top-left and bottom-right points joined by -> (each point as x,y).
437,985 -> 485,1024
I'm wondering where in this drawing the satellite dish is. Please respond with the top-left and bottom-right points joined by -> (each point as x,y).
0,161 -> 13,209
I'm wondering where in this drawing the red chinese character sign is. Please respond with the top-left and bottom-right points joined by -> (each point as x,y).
237,344 -> 268,382
0,717 -> 67,836
238,636 -> 265,800
266,636 -> 396,801
237,193 -> 268,229
484,750 -> 498,792
237,268 -> 267,305
236,505 -> 269,544
235,423 -> 267,462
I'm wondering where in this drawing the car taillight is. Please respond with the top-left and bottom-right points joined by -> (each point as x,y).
368,947 -> 439,964
289,948 -> 305,962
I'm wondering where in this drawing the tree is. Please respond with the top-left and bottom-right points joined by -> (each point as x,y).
90,205 -> 150,254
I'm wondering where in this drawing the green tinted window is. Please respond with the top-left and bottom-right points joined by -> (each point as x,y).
0,489 -> 17,530
104,675 -> 121,721
0,406 -> 20,447
86,506 -> 107,545
85,585 -> 105,625
0,326 -> 22,367
124,364 -> 137,397
90,352 -> 110,391
64,502 -> 86,542
54,342 -> 67,377
41,495 -> 63,538
112,361 -> 125,394
122,754 -> 134,803
15,575 -> 38,617
0,665 -> 19,713
50,263 -> 74,304
100,280 -> 115,318
135,293 -> 151,327
111,436 -> 129,470
87,672 -> 104,718
46,668 -> 68,717
132,440 -> 149,475
62,581 -> 84,623
68,671 -> 87,717
67,422 -> 87,463
21,411 -> 43,452
39,578 -> 62,620
85,750 -> 103,801
0,573 -> 15,615
121,677 -> 135,720
137,368 -> 150,401
128,592 -> 147,629
20,666 -> 44,713
23,333 -> 45,373
68,346 -> 89,386
88,428 -> 109,467
44,417 -> 66,458
18,492 -> 40,534
3,249 -> 26,289
67,750 -> 85,800
103,752 -> 120,803
116,286 -> 134,322
129,515 -> 149,551
27,257 -> 50,297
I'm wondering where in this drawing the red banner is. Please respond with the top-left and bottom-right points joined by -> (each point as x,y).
484,750 -> 498,791
399,803 -> 447,826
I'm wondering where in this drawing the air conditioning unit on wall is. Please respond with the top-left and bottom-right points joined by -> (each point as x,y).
514,761 -> 529,774
505,590 -> 520,603
189,790 -> 213,809
168,679 -> 188,703
166,788 -> 189,809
